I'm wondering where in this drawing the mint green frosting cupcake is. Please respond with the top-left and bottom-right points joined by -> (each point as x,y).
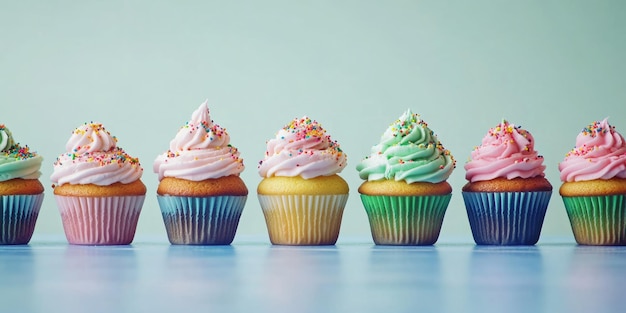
356,110 -> 455,245
1,124 -> 44,245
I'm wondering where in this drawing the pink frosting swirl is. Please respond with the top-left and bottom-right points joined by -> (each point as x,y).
51,123 -> 143,186
258,116 -> 347,179
153,100 -> 244,181
559,118 -> 626,182
65,123 -> 117,154
465,120 -> 546,182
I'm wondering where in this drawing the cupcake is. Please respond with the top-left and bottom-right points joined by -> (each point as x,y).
153,101 -> 247,245
558,118 -> 626,245
51,122 -> 146,245
0,124 -> 44,244
462,120 -> 552,245
356,110 -> 455,245
257,116 -> 348,245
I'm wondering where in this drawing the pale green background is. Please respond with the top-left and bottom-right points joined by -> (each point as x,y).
2,1 -> 625,242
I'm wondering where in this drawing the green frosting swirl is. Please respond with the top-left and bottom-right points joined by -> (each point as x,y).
0,124 -> 43,181
1,125 -> 16,152
356,109 -> 455,184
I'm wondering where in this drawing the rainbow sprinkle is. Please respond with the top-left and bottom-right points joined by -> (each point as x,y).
565,120 -> 616,158
2,144 -> 38,160
389,112 -> 431,138
387,112 -> 456,168
179,118 -> 227,145
483,120 -> 533,152
258,117 -> 345,168
54,147 -> 141,167
581,120 -> 614,138
73,122 -> 118,142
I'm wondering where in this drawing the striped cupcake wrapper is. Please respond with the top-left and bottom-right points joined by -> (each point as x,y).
55,195 -> 145,245
562,195 -> 626,246
157,195 -> 247,245
258,194 -> 348,245
1,194 -> 44,245
462,191 -> 551,245
360,194 -> 451,245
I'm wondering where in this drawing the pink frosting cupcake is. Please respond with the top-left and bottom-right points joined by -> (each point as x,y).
51,123 -> 146,245
559,118 -> 626,245
257,116 -> 349,245
462,120 -> 552,245
153,101 -> 248,245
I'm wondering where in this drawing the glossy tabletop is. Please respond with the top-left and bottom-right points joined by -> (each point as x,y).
1,236 -> 625,313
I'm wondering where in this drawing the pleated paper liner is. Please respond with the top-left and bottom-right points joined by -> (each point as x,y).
0,193 -> 44,245
55,195 -> 145,245
157,195 -> 247,245
562,195 -> 626,246
462,191 -> 551,245
360,194 -> 451,245
258,194 -> 349,245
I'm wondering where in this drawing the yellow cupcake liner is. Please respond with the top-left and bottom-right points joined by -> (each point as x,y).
258,194 -> 348,245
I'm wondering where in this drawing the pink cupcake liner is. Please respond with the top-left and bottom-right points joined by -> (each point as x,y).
55,195 -> 145,245
1,194 -> 44,245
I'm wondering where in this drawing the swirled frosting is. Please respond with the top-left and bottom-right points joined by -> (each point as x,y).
559,118 -> 626,182
464,120 -> 546,182
50,123 -> 143,186
356,109 -> 455,184
0,124 -> 43,181
258,116 -> 346,179
153,100 -> 245,181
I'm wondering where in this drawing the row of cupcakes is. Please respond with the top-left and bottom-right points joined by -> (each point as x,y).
1,101 -> 625,246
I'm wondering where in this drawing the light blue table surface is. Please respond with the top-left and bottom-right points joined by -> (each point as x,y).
1,235 -> 625,313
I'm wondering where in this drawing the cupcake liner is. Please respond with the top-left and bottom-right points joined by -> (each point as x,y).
462,191 -> 551,245
55,195 -> 145,245
258,194 -> 348,245
360,194 -> 451,245
157,195 -> 247,245
562,195 -> 626,245
0,194 -> 44,245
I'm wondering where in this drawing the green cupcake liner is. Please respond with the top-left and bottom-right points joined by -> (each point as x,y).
562,195 -> 626,246
360,194 -> 451,245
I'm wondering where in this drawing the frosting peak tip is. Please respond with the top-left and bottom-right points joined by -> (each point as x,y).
154,100 -> 244,181
559,117 -> 626,182
357,110 -> 454,184
258,116 -> 346,178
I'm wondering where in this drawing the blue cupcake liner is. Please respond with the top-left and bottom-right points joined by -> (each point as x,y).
157,195 -> 247,245
1,194 -> 44,245
462,191 -> 551,245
